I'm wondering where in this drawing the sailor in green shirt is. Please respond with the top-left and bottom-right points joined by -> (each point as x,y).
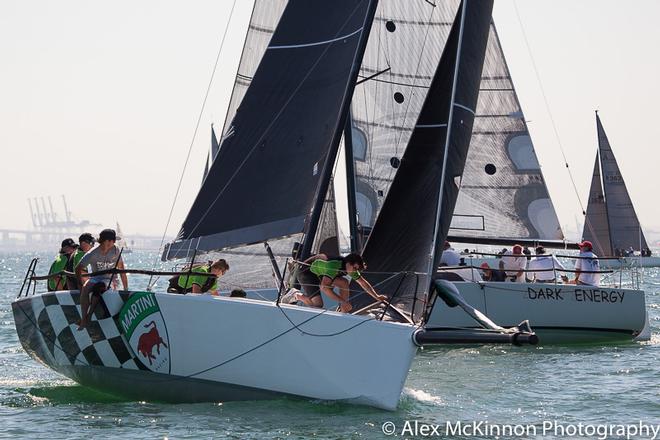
295,253 -> 386,313
177,259 -> 229,295
65,232 -> 96,290
47,238 -> 79,291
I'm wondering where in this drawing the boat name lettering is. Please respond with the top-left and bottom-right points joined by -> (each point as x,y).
121,294 -> 157,334
527,287 -> 564,300
574,289 -> 624,303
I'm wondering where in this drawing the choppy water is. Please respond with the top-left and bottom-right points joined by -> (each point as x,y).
1,250 -> 658,439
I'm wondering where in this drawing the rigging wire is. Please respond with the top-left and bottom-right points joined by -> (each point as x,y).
148,0 -> 239,278
510,1 -> 610,251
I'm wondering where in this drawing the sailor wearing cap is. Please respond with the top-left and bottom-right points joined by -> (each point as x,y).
574,240 -> 600,286
76,228 -> 128,329
47,238 -> 79,291
64,232 -> 96,290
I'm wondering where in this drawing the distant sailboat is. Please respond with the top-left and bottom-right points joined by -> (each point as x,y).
582,112 -> 659,268
115,222 -> 132,253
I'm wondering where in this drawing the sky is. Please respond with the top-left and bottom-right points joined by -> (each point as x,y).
1,0 -> 659,243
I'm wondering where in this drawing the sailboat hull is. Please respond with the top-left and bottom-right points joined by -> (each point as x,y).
12,291 -> 417,410
427,281 -> 648,344
598,256 -> 660,269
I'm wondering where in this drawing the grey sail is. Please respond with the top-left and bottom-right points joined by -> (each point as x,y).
358,0 -> 493,319
202,124 -> 221,184
164,0 -> 379,260
349,0 -> 461,233
218,0 -> 288,142
582,151 -> 613,257
595,113 -> 648,254
449,21 -> 564,241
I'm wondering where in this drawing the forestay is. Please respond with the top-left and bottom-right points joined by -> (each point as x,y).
164,0 -> 379,260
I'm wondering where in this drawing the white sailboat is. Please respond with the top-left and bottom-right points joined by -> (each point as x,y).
14,0 -> 533,410
115,222 -> 132,254
582,112 -> 659,269
345,17 -> 649,343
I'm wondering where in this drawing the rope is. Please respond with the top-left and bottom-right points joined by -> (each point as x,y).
150,0 -> 239,272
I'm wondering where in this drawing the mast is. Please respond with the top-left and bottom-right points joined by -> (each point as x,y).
166,0 -> 383,260
596,112 -> 648,253
299,0 -> 380,260
359,0 -> 494,319
343,113 -> 360,252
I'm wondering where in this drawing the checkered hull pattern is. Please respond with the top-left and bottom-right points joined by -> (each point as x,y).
12,291 -> 148,371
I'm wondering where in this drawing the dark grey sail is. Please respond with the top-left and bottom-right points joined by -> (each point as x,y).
349,0 -> 461,232
595,113 -> 648,254
358,0 -> 493,319
450,22 -> 564,241
219,1 -> 288,141
164,0 -> 379,260
582,151 -> 613,257
202,124 -> 221,184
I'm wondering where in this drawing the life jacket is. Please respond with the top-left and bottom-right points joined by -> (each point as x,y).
167,265 -> 216,294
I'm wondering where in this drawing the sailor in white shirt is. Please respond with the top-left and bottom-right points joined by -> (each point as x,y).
528,246 -> 566,283
574,240 -> 600,286
500,244 -> 527,282
439,241 -> 461,266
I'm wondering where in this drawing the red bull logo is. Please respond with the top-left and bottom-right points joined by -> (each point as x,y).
119,292 -> 171,373
137,321 -> 168,365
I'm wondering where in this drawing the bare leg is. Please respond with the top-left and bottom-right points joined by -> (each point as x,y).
78,282 -> 91,330
332,278 -> 351,303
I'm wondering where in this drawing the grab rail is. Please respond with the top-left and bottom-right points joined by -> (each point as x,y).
18,258 -> 39,298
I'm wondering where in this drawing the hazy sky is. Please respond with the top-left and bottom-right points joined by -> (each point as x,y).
1,0 -> 659,242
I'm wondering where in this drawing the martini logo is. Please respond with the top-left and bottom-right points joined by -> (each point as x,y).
119,292 -> 171,373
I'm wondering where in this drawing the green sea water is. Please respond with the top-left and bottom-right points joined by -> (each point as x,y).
1,251 -> 658,439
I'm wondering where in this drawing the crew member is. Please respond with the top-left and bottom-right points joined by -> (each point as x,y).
47,238 -> 78,291
65,232 -> 96,290
177,259 -> 229,295
528,246 -> 567,283
574,240 -> 600,286
76,229 -> 128,329
295,253 -> 386,313
500,244 -> 527,282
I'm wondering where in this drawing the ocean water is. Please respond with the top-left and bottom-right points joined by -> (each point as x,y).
1,250 -> 658,439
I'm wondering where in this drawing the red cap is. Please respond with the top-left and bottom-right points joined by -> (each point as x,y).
513,244 -> 523,253
480,262 -> 490,269
579,240 -> 592,249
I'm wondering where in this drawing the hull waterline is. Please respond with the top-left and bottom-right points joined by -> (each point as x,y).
12,290 -> 417,410
426,281 -> 648,344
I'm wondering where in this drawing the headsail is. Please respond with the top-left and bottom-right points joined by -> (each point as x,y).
449,22 -> 564,241
358,0 -> 493,319
582,151 -> 612,256
593,113 -> 648,254
219,1 -> 288,142
164,0 -> 379,260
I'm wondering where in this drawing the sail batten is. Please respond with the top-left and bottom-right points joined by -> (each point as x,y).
449,21 -> 563,241
165,0 -> 379,260
358,0 -> 493,319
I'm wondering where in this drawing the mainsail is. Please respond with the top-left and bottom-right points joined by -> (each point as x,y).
582,113 -> 648,255
359,0 -> 493,319
583,151 -> 612,256
164,0 -> 379,260
349,0 -> 461,233
449,22 -> 563,241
